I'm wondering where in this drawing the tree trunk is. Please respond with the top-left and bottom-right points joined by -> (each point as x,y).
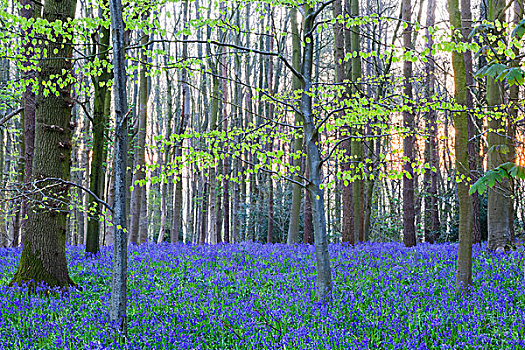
221,34 -> 230,244
86,7 -> 110,254
448,0 -> 474,292
0,128 -> 5,247
487,0 -> 511,252
333,0 -> 347,244
341,0 -> 354,245
286,7 -> 304,245
304,155 -> 314,244
129,27 -> 149,245
11,0 -> 77,288
460,0 -> 480,246
108,0 -> 129,333
173,0 -> 191,244
350,0 -> 364,243
423,0 -> 439,243
19,0 -> 40,247
302,6 -> 332,302
402,0 -> 416,247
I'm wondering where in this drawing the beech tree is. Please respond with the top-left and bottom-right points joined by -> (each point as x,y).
11,0 -> 77,288
448,0 -> 473,292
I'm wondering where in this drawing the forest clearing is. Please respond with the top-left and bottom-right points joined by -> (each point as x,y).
1,0 -> 525,347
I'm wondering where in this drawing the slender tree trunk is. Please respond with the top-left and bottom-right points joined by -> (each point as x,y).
402,0 -> 416,247
424,0 -> 439,243
11,0 -> 77,288
86,6 -> 110,254
302,6 -> 332,301
341,0 -> 354,245
158,51 -> 173,244
508,0 -> 523,243
108,0 -> 129,332
0,129 -> 5,247
350,0 -> 364,243
221,34 -> 230,244
304,154 -> 314,244
129,27 -> 149,245
173,0 -> 191,244
448,0 -> 474,292
287,7 -> 304,245
460,0 -> 480,246
333,0 -> 346,244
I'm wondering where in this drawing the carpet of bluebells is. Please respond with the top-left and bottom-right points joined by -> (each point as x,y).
0,242 -> 524,350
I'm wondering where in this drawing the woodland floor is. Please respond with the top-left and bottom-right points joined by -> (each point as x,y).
0,242 -> 524,349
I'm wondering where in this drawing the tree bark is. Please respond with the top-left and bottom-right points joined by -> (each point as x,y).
350,0 -> 364,243
108,0 -> 129,333
129,27 -> 149,245
341,0 -> 354,245
448,0 -> 474,292
487,0 -> 511,252
402,0 -> 416,247
18,0 -> 41,247
286,7 -> 304,245
11,0 -> 77,288
423,0 -> 439,243
86,4 -> 111,254
460,0 -> 481,246
302,6 -> 332,302
222,27 -> 230,244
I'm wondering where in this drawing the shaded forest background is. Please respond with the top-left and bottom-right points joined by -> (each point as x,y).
0,0 -> 523,256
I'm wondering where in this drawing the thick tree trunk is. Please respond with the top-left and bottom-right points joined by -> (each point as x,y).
402,0 -> 416,247
18,0 -> 40,247
487,0 -> 511,252
448,0 -> 474,292
11,0 -> 77,288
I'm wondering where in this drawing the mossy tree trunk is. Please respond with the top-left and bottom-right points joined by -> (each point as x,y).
11,0 -> 77,288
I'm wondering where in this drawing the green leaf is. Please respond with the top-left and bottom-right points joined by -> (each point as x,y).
509,164 -> 525,179
505,68 -> 525,86
484,63 -> 508,79
512,19 -> 525,39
